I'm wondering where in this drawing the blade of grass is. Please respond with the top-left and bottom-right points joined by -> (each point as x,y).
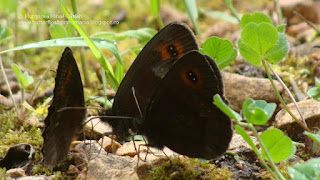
183,0 -> 200,35
0,37 -> 120,56
70,0 -> 90,86
222,0 -> 240,22
149,0 -> 163,28
59,0 -> 119,90
115,60 -> 124,83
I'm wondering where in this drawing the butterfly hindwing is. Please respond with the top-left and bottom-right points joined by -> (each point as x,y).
143,51 -> 232,159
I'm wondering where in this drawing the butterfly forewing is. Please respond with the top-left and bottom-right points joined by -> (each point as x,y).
42,47 -> 86,166
104,22 -> 199,139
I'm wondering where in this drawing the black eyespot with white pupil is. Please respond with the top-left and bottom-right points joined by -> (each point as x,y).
168,45 -> 178,57
186,70 -> 198,83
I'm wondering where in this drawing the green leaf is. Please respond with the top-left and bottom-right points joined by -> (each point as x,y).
218,49 -> 237,69
316,78 -> 320,88
242,99 -> 276,125
265,33 -> 289,64
88,96 -> 113,108
49,24 -> 67,39
115,60 -> 124,84
307,87 -> 320,101
242,98 -> 268,125
132,135 -> 145,141
304,131 -> 320,144
249,108 -> 267,125
199,8 -> 239,25
213,94 -> 242,122
0,38 -> 120,61
65,22 -> 75,37
241,22 -> 278,56
183,0 -> 198,20
222,0 -> 233,8
11,64 -> 34,87
307,78 -> 320,101
288,158 -> 320,180
201,36 -> 236,69
150,0 -> 160,16
122,28 -> 157,43
20,71 -> 34,87
235,125 -> 260,155
260,128 -> 295,163
240,12 -> 273,29
276,24 -> 286,33
237,38 -> 261,66
92,28 -> 157,43
93,32 -> 126,41
0,24 -> 12,41
59,0 -> 119,90
0,0 -> 18,13
12,63 -> 21,83
253,100 -> 276,120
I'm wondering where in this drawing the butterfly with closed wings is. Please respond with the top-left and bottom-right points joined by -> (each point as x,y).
101,22 -> 233,160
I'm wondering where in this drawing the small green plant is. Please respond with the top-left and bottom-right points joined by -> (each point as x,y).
222,0 -> 240,22
307,78 -> 320,101
214,95 -> 295,180
12,63 -> 34,89
149,0 -> 199,34
149,0 -> 163,28
237,12 -> 310,132
9,63 -> 34,120
0,168 -> 6,179
288,158 -> 320,180
0,24 -> 12,41
238,12 -> 288,66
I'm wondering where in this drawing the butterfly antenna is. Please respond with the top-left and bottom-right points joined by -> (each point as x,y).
132,87 -> 143,118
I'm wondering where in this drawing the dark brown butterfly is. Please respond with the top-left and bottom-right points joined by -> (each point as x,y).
42,47 -> 86,166
102,22 -> 232,160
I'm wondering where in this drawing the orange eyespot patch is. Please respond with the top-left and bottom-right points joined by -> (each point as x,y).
157,42 -> 184,60
179,67 -> 204,89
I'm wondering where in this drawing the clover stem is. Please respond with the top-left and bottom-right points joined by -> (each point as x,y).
237,122 -> 279,179
249,123 -> 286,180
262,59 -> 310,132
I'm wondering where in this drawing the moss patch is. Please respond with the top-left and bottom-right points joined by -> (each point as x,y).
145,158 -> 233,180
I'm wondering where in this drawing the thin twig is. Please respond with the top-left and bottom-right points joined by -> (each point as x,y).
274,0 -> 283,25
293,11 -> 320,35
0,56 -> 19,115
266,62 -> 310,131
29,48 -> 63,104
289,77 -> 306,101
